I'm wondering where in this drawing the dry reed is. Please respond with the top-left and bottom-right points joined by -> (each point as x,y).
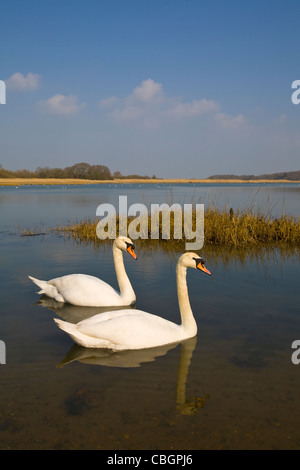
52,206 -> 300,249
2,177 -> 300,186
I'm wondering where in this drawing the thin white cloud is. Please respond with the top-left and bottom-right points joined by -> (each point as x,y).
111,105 -> 144,122
164,98 -> 219,119
110,105 -> 159,129
99,96 -> 118,108
214,112 -> 246,129
273,114 -> 287,124
101,79 -> 162,112
38,94 -> 86,116
105,79 -> 164,128
5,72 -> 41,91
131,78 -> 163,103
101,78 -> 246,130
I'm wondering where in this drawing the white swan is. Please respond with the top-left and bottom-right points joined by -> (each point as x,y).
28,237 -> 137,307
54,252 -> 211,350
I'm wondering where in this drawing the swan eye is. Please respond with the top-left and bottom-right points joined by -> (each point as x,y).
193,256 -> 204,266
126,242 -> 135,250
194,257 -> 211,276
125,242 -> 137,260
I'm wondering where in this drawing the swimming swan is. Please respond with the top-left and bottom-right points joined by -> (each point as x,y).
28,237 -> 137,307
54,252 -> 211,350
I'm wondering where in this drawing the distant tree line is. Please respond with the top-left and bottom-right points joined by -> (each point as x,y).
0,163 -> 157,180
112,170 -> 157,180
209,170 -> 300,181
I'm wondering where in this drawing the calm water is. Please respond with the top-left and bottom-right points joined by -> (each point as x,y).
0,183 -> 299,450
0,182 -> 299,232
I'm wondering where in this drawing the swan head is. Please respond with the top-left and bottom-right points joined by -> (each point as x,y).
114,236 -> 138,260
179,252 -> 211,276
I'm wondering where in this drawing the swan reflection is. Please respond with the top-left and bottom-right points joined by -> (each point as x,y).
36,295 -> 135,323
58,335 -> 209,415
57,340 -> 179,368
175,336 -> 209,415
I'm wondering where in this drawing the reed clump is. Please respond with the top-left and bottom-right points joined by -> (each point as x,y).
204,206 -> 300,246
52,206 -> 300,249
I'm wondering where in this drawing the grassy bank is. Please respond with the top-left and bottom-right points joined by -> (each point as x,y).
52,206 -> 300,249
1,177 -> 300,186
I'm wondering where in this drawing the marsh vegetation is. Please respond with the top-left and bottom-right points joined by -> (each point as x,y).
52,205 -> 300,250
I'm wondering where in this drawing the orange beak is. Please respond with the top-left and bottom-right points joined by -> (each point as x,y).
127,245 -> 137,260
196,261 -> 211,276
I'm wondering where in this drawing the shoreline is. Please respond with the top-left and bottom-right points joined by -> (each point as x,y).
0,177 -> 300,186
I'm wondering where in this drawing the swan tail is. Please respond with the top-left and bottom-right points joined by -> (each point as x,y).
54,318 -> 116,349
54,318 -> 78,337
28,275 -> 63,301
28,275 -> 48,293
54,318 -> 92,347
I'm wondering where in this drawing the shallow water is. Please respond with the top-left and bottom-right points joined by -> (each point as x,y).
0,183 -> 299,450
0,231 -> 300,450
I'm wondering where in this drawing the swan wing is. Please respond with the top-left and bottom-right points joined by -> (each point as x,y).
48,274 -> 121,306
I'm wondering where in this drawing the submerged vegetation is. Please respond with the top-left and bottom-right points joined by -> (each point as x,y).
52,206 -> 300,251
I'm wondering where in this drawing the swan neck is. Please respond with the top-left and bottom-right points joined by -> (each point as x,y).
176,262 -> 197,336
113,244 -> 135,302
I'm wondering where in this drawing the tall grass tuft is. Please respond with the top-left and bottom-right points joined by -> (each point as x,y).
204,206 -> 300,246
52,206 -> 300,249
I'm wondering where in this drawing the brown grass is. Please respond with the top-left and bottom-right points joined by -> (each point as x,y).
1,177 -> 300,186
52,206 -> 300,249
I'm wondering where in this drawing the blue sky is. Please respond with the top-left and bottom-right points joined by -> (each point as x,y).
1,0 -> 300,178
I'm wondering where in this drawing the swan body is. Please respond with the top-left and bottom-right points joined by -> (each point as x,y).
29,237 -> 137,307
54,252 -> 211,350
